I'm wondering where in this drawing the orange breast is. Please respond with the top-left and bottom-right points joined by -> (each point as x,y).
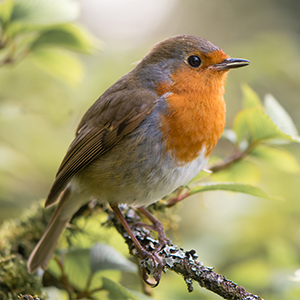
158,66 -> 227,165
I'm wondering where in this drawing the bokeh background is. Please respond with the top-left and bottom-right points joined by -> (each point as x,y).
1,0 -> 300,299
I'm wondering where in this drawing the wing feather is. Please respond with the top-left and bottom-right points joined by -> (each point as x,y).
45,87 -> 157,207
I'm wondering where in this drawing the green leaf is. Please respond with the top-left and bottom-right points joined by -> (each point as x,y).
264,93 -> 299,138
190,182 -> 279,200
6,0 -> 80,37
11,0 -> 79,26
47,256 -> 63,279
242,84 -> 262,109
0,0 -> 14,25
29,49 -> 84,85
44,287 -> 69,300
210,159 -> 261,184
101,277 -> 140,300
30,24 -> 97,54
234,108 -> 296,144
90,243 -> 137,274
250,145 -> 300,173
89,270 -> 121,298
188,169 -> 212,184
234,89 -> 300,145
64,248 -> 91,291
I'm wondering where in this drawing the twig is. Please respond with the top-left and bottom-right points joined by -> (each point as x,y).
209,142 -> 257,173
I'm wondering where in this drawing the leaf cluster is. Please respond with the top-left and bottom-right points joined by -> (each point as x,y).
45,243 -> 150,300
0,0 -> 98,84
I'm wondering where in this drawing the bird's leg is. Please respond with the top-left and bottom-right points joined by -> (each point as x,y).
136,207 -> 171,248
110,204 -> 150,257
110,204 -> 163,285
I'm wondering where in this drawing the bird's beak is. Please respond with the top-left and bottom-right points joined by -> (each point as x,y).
215,58 -> 250,71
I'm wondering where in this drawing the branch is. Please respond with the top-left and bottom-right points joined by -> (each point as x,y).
108,207 -> 264,300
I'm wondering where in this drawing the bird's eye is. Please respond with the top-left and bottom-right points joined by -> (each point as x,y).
187,55 -> 202,68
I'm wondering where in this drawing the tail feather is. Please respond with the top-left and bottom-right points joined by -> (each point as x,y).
27,187 -> 78,273
27,216 -> 69,273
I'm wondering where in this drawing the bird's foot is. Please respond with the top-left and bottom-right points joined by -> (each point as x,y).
135,207 -> 171,248
131,221 -> 171,251
110,204 -> 168,286
138,248 -> 164,286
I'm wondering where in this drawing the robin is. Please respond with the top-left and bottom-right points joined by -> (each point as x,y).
27,34 -> 249,283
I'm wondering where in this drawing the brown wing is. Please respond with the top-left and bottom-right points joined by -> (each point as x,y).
45,85 -> 157,208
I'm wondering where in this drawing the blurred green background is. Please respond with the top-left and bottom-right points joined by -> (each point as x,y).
1,0 -> 300,299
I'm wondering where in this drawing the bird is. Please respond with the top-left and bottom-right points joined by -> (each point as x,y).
27,34 -> 249,283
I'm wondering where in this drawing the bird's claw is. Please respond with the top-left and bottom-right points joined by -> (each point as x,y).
140,251 -> 164,287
